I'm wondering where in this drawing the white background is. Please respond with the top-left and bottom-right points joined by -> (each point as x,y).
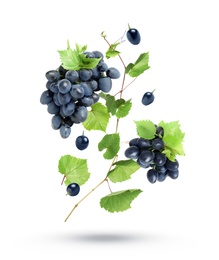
1,0 -> 218,259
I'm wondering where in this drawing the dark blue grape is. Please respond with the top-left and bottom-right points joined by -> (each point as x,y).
45,70 -> 60,82
142,91 -> 155,106
157,171 -> 167,182
92,51 -> 104,59
58,65 -> 68,77
78,96 -> 94,107
60,124 -> 71,138
156,126 -> 164,137
98,77 -> 112,93
57,92 -> 72,105
92,93 -> 99,103
91,67 -> 102,80
106,67 -> 120,79
40,90 -> 53,105
137,138 -> 152,150
139,150 -> 155,165
80,82 -> 93,96
79,69 -> 92,81
58,79 -> 72,94
165,159 -> 179,171
70,84 -> 85,100
147,169 -> 158,183
98,61 -> 108,72
47,101 -> 60,114
51,115 -> 62,130
126,27 -> 141,45
60,101 -> 76,117
66,183 -> 80,196
125,146 -> 140,159
70,106 -> 88,123
167,169 -> 179,179
155,165 -> 167,173
49,82 -> 59,93
53,93 -> 62,106
129,138 -> 139,147
65,70 -> 79,83
83,51 -> 95,58
151,138 -> 164,150
76,135 -> 89,150
154,152 -> 167,166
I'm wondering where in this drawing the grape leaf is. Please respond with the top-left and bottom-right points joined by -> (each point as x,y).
158,121 -> 185,161
106,42 -> 121,59
100,189 -> 142,213
58,42 -> 101,70
100,94 -> 132,118
98,133 -> 120,159
80,54 -> 102,69
58,155 -> 90,186
116,99 -> 132,118
134,120 -> 156,140
125,52 -> 150,77
108,160 -> 140,183
82,102 -> 110,132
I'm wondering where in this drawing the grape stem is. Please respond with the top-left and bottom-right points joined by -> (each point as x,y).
61,175 -> 66,185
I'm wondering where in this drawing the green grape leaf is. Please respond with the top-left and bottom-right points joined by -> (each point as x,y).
82,102 -> 110,132
116,99 -> 132,118
158,121 -> 185,161
126,52 -> 150,77
100,93 -> 117,115
108,160 -> 140,183
100,189 -> 142,213
106,42 -> 121,59
134,120 -> 156,140
80,54 -> 102,69
58,155 -> 90,186
58,42 -> 101,70
98,133 -> 120,159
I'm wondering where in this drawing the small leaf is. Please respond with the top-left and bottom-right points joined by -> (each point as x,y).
80,54 -> 102,69
58,155 -> 90,186
98,133 -> 120,159
116,99 -> 132,118
82,102 -> 110,132
75,44 -> 87,53
135,120 -> 156,140
100,189 -> 142,213
106,43 -> 121,59
108,160 -> 140,183
126,52 -> 150,77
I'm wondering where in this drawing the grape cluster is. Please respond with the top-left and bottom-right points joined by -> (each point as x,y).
40,50 -> 120,138
124,126 -> 179,183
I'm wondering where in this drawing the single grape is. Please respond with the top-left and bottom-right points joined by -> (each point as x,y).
92,92 -> 99,103
147,169 -> 158,183
80,82 -> 93,96
88,80 -> 98,91
156,126 -> 164,137
45,70 -> 60,82
137,138 -> 151,150
157,171 -> 167,182
126,25 -> 141,45
70,106 -> 88,123
63,116 -> 74,127
60,101 -> 76,117
138,150 -> 155,165
106,67 -> 120,79
129,138 -> 139,147
98,77 -> 112,93
151,138 -> 164,150
155,165 -> 167,173
79,69 -> 92,81
92,50 -> 104,59
98,61 -> 108,72
53,93 -> 62,106
58,79 -> 72,94
124,146 -> 140,159
58,65 -> 68,77
51,115 -> 62,130
83,51 -> 95,58
142,91 -> 155,106
137,158 -> 150,168
65,70 -> 79,83
57,92 -> 72,105
78,96 -> 94,107
76,135 -> 89,150
91,67 -> 102,80
70,84 -> 85,100
40,90 -> 53,105
60,124 -> 71,138
49,82 -> 59,93
165,158 -> 179,171
66,183 -> 80,196
154,152 -> 167,166
47,101 -> 60,114
167,169 -> 179,179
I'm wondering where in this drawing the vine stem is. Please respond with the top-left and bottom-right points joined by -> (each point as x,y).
64,177 -> 107,222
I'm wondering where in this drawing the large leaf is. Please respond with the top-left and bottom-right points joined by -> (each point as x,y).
134,120 -> 156,140
125,52 -> 150,77
58,155 -> 90,186
100,189 -> 142,213
82,102 -> 110,132
98,133 -> 120,159
108,160 -> 140,183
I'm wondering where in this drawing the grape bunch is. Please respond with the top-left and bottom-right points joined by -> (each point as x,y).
40,50 -> 120,138
124,126 -> 179,183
